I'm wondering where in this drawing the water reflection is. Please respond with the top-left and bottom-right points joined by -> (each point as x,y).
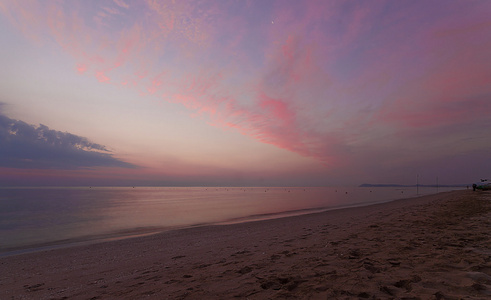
0,186 -> 458,252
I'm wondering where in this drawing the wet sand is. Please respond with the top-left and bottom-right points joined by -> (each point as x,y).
1,190 -> 491,299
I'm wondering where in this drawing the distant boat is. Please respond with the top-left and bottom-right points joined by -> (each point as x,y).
473,179 -> 491,191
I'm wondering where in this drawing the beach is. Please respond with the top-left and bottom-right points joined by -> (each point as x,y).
1,190 -> 490,299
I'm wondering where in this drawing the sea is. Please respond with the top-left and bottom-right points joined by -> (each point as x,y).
0,186 -> 463,256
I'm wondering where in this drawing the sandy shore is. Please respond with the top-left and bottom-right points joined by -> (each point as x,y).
1,190 -> 491,299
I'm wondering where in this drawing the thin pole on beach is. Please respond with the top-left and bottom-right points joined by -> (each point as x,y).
417,174 -> 419,195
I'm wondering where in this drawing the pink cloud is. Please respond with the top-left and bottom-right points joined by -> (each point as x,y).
3,0 -> 490,174
76,63 -> 87,74
96,71 -> 110,83
378,94 -> 490,130
138,3 -> 350,166
376,17 -> 491,131
259,95 -> 294,124
0,1 -> 41,41
146,72 -> 166,95
113,0 -> 129,10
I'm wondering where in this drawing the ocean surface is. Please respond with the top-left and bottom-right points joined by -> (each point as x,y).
0,186 -> 462,256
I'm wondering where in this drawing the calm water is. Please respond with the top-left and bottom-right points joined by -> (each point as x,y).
0,186 -> 461,255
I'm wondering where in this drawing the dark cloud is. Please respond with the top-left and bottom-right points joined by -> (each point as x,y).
0,111 -> 137,170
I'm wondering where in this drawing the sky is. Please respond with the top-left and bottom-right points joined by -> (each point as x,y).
0,0 -> 490,187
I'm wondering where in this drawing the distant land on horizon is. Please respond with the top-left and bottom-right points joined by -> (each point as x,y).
359,183 -> 470,188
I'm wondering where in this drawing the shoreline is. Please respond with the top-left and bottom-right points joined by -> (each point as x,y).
0,188 -> 452,258
1,190 -> 491,299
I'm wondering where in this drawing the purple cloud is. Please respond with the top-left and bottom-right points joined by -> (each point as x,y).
0,110 -> 137,170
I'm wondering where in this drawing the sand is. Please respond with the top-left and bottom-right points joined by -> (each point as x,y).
1,190 -> 491,299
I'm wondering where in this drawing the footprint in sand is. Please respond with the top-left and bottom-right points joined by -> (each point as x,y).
24,283 -> 45,292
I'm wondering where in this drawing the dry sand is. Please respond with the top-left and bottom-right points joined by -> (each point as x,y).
1,190 -> 491,299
